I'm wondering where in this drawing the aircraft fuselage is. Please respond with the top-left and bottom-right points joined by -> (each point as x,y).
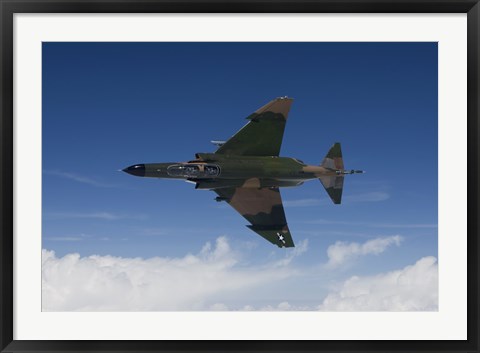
123,154 -> 360,190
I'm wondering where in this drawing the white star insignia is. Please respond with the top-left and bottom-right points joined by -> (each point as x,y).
276,232 -> 286,244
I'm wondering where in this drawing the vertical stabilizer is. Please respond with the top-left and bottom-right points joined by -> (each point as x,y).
319,143 -> 344,204
321,142 -> 344,170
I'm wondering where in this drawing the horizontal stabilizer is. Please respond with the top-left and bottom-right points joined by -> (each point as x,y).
247,225 -> 294,248
319,175 -> 344,204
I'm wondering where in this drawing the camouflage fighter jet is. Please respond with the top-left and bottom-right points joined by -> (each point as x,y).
123,97 -> 364,248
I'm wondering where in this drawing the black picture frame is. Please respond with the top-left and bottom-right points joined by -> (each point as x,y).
1,1 -> 479,352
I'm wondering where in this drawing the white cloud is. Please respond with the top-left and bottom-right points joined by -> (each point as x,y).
283,191 -> 390,208
258,301 -> 312,311
273,239 -> 308,267
326,235 -> 403,268
277,301 -> 291,310
242,305 -> 255,311
44,211 -> 146,221
308,219 -> 437,229
318,256 -> 438,311
42,236 -> 438,312
260,302 -> 291,311
344,191 -> 390,203
42,237 -> 301,311
209,303 -> 229,311
44,170 -> 120,188
373,223 -> 437,229
283,198 -> 321,207
45,233 -> 91,242
45,236 -> 84,242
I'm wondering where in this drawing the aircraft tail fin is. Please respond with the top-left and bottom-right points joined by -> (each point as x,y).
321,142 -> 344,170
319,143 -> 344,204
318,175 -> 344,204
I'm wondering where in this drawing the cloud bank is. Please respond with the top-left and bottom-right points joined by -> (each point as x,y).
326,235 -> 403,268
42,237 -> 301,311
319,256 -> 438,311
42,236 -> 437,312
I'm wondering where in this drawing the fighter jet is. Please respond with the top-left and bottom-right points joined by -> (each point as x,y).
123,97 -> 363,248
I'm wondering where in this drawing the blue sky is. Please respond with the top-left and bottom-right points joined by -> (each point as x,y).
42,42 -> 438,311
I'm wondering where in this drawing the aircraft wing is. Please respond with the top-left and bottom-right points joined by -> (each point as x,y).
214,186 -> 294,247
215,97 -> 293,156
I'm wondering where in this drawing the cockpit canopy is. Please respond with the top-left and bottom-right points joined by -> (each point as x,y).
167,164 -> 220,178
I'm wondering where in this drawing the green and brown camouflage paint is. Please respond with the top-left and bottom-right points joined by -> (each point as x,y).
123,97 -> 363,247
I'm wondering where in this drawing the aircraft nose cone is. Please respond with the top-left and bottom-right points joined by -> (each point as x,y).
123,164 -> 145,177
